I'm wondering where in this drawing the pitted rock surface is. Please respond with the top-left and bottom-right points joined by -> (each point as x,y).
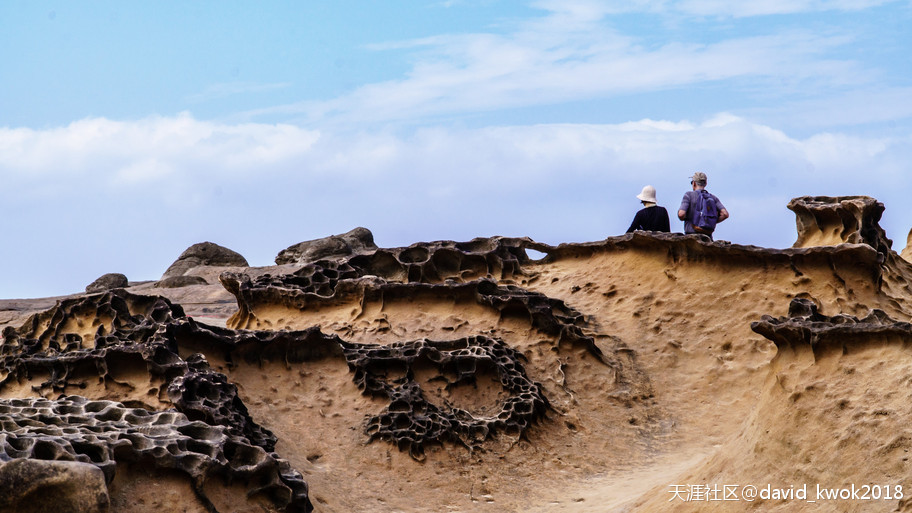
341,336 -> 549,460
222,272 -> 607,359
0,284 -> 566,508
274,232 -> 550,284
346,236 -> 551,283
174,322 -> 552,459
275,227 -> 378,265
787,195 -> 892,253
218,236 -> 646,460
0,396 -> 307,511
174,324 -> 552,460
222,236 -> 599,351
162,241 -> 249,280
751,297 -> 912,352
0,289 -> 311,512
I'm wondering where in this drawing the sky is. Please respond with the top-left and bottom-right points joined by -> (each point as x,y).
2,0 -> 911,299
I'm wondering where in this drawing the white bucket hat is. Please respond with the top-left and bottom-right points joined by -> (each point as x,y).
636,185 -> 657,203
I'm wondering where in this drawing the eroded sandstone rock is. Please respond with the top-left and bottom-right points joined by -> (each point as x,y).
787,195 -> 892,253
0,280 -> 564,505
0,289 -> 312,513
162,242 -> 248,280
218,236 -> 635,460
902,228 -> 912,263
750,297 -> 911,354
86,273 -> 129,293
221,234 -> 602,360
0,458 -> 109,513
275,227 -> 377,265
156,275 -> 209,288
343,336 -> 549,459
177,321 -> 553,460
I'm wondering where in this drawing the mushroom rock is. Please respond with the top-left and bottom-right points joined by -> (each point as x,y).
787,196 -> 892,254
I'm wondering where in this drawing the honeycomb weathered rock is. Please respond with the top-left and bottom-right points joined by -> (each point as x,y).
0,396 -> 307,511
787,195 -> 892,253
342,336 -> 549,460
751,297 -> 912,354
0,289 -> 312,513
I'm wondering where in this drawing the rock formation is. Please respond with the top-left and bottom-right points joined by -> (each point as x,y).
160,241 -> 249,286
751,296 -> 911,353
1,290 -> 311,512
155,275 -> 209,288
85,273 -> 129,293
1,196 -> 912,512
0,459 -> 109,513
788,195 -> 892,252
274,227 -> 377,265
902,227 -> 912,263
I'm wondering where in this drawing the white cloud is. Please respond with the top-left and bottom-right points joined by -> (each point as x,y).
0,113 -> 320,193
582,0 -> 899,16
245,1 -> 870,127
675,0 -> 898,17
256,35 -> 858,126
1,113 -> 909,299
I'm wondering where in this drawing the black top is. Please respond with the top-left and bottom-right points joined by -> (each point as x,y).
626,205 -> 670,233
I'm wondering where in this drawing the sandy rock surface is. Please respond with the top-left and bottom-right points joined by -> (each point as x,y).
1,197 -> 911,512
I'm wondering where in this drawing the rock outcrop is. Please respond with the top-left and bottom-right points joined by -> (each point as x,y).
788,195 -> 892,253
161,242 -> 249,285
155,275 -> 209,288
902,228 -> 912,263
751,297 -> 910,353
221,234 -> 619,461
85,273 -> 129,293
274,227 -> 377,265
0,289 -> 312,513
0,458 -> 109,513
345,336 -> 549,459
3,195 -> 912,512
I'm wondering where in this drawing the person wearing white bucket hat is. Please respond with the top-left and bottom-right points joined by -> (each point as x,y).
626,185 -> 670,233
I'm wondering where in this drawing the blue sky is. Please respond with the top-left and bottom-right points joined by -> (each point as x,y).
2,0 -> 911,299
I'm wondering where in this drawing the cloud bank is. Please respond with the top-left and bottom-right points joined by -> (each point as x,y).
246,0 -> 888,128
2,113 -> 909,298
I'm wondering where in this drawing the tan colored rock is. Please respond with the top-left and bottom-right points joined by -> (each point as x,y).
5,196 -> 912,513
787,195 -> 892,253
0,459 -> 109,513
901,227 -> 912,263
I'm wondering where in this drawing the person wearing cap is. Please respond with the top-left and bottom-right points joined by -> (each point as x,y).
626,185 -> 671,233
677,172 -> 729,239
